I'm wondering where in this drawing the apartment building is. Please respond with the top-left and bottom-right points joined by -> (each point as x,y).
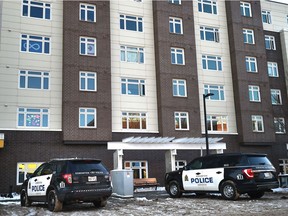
0,0 -> 287,193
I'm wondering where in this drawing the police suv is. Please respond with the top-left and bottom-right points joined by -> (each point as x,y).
165,153 -> 279,200
20,158 -> 112,212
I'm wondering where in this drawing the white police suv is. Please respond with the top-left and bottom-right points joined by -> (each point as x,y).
165,153 -> 279,200
20,158 -> 112,212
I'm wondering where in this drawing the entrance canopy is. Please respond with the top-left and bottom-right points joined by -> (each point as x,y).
108,137 -> 226,172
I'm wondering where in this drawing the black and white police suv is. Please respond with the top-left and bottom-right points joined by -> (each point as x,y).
165,153 -> 279,200
20,158 -> 112,212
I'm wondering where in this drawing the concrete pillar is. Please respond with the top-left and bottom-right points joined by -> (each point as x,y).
165,149 -> 177,173
113,149 -> 123,170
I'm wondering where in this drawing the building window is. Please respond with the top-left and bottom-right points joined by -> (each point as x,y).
120,14 -> 143,32
175,160 -> 187,170
245,56 -> 257,73
168,0 -> 181,4
79,108 -> 96,128
173,79 -> 187,97
175,112 -> 189,130
207,115 -> 228,132
80,37 -> 96,56
198,0 -> 217,15
171,47 -> 185,65
274,118 -> 286,134
22,0 -> 51,20
121,78 -> 145,96
279,159 -> 288,174
200,26 -> 219,42
249,85 -> 261,102
21,34 -> 50,54
120,46 -> 144,64
17,162 -> 43,185
80,72 -> 97,91
204,84 -> 225,101
267,62 -> 279,77
122,112 -> 147,130
19,70 -> 49,90
169,17 -> 183,34
252,115 -> 264,132
124,161 -> 148,179
240,1 -> 252,17
18,108 -> 49,128
265,35 -> 276,50
262,10 -> 272,24
80,3 -> 96,22
271,89 -> 282,105
202,55 -> 222,71
243,29 -> 255,44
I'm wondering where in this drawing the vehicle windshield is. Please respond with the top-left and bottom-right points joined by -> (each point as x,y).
68,160 -> 108,173
247,156 -> 272,166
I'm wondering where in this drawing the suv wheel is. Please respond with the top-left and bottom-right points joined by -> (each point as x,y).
248,191 -> 265,199
93,198 -> 107,208
168,180 -> 182,198
47,190 -> 63,212
220,180 -> 240,200
20,190 -> 31,207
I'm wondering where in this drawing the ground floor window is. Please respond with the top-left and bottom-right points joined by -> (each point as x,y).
124,161 -> 148,179
175,160 -> 187,170
279,159 -> 288,174
17,162 -> 43,185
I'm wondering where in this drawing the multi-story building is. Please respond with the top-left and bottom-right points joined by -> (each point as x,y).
0,0 -> 288,193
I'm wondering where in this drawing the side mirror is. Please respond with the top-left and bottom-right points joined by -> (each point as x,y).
26,173 -> 33,179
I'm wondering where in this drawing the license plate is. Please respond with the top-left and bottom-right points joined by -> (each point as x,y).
88,176 -> 97,182
264,172 -> 272,179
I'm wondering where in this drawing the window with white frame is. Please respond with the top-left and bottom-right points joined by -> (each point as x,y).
200,26 -> 219,42
204,84 -> 225,101
249,85 -> 261,102
252,115 -> 264,132
19,70 -> 49,90
171,47 -> 185,65
173,79 -> 187,97
122,112 -> 147,130
17,162 -> 43,185
80,37 -> 96,56
243,29 -> 255,44
262,10 -> 272,24
274,117 -> 286,134
120,14 -> 143,32
18,108 -> 49,128
120,46 -> 144,64
207,115 -> 228,132
202,55 -> 222,71
21,34 -> 50,54
80,72 -> 97,91
265,35 -> 276,50
240,1 -> 252,17
124,161 -> 148,179
245,56 -> 257,73
267,62 -> 279,77
121,78 -> 145,96
175,160 -> 187,170
168,0 -> 181,4
169,17 -> 183,34
79,108 -> 97,128
198,0 -> 217,15
271,89 -> 282,105
22,0 -> 51,20
174,112 -> 189,130
80,3 -> 96,22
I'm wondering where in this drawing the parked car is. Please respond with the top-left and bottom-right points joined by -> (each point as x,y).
20,158 -> 112,212
165,153 -> 279,200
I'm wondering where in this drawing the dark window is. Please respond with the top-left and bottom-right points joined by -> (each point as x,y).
221,156 -> 247,167
186,158 -> 203,170
247,156 -> 272,165
68,160 -> 108,173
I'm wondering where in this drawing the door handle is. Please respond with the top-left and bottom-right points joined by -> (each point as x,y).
216,171 -> 222,174
196,172 -> 201,175
47,177 -> 51,180
34,179 -> 37,182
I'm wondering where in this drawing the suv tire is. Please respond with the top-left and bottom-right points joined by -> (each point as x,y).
220,180 -> 240,200
168,180 -> 182,198
93,198 -> 107,208
248,191 -> 265,199
47,190 -> 63,212
20,190 -> 31,207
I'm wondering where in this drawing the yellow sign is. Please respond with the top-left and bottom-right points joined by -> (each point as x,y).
0,139 -> 4,148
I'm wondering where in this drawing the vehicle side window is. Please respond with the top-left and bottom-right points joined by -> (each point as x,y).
222,156 -> 246,167
40,164 -> 54,175
186,159 -> 203,170
202,157 -> 221,168
33,163 -> 47,176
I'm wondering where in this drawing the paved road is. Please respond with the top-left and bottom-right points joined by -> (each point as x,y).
0,191 -> 288,215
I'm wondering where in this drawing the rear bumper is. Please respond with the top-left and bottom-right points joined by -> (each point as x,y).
57,186 -> 112,203
237,181 -> 279,193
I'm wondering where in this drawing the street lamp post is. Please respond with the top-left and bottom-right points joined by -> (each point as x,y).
203,93 -> 214,155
